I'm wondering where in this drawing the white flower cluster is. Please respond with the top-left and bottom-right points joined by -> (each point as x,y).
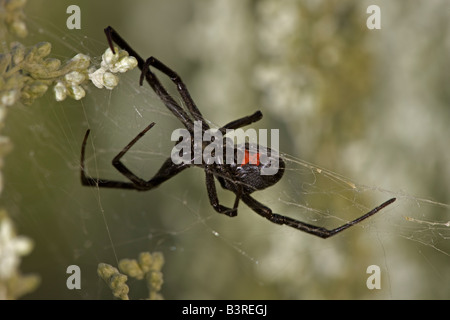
0,212 -> 33,281
55,47 -> 137,102
0,210 -> 39,300
52,53 -> 91,102
0,41 -> 137,107
88,46 -> 138,90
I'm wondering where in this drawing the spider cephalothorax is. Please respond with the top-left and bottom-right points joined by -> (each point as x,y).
80,26 -> 395,238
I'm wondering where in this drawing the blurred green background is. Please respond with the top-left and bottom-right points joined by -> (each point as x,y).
2,0 -> 450,299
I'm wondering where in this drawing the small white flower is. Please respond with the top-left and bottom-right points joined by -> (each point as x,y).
69,53 -> 91,71
101,47 -> 119,69
53,81 -> 67,101
102,72 -> 119,89
100,47 -> 137,74
68,85 -> 86,100
88,68 -> 105,89
88,68 -> 119,90
108,55 -> 138,73
64,71 -> 85,85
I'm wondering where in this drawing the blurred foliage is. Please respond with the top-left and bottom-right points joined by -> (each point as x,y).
1,0 -> 449,300
98,251 -> 164,300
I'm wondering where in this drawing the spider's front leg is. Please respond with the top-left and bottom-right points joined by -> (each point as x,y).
105,26 -> 194,131
141,56 -> 206,126
219,111 -> 263,135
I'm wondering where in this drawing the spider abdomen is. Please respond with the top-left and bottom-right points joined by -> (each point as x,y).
216,143 -> 285,194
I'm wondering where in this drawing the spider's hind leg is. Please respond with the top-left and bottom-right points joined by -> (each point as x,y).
241,194 -> 396,239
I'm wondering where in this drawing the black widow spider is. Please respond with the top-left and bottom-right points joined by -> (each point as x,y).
80,26 -> 396,239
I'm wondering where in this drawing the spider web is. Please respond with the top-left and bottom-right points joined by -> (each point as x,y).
2,0 -> 450,300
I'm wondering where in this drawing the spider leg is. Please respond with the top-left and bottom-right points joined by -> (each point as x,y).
241,195 -> 396,239
81,129 -> 136,189
205,171 -> 240,217
141,57 -> 207,130
104,26 -> 194,131
81,123 -> 188,190
219,111 -> 263,134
